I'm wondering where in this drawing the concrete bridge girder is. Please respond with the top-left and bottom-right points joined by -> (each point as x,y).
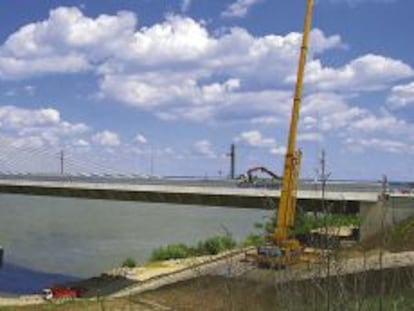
1,179 -> 414,240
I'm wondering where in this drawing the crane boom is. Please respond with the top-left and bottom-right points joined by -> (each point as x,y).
272,0 -> 314,243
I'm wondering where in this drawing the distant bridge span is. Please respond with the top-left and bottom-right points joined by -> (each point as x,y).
0,178 -> 413,239
0,178 -> 377,209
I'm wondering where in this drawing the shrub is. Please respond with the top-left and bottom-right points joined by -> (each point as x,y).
149,235 -> 237,261
243,234 -> 264,247
197,235 -> 236,255
150,243 -> 192,261
121,257 -> 136,268
293,213 -> 360,236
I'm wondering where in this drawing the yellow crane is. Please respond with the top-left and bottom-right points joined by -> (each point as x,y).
254,0 -> 314,267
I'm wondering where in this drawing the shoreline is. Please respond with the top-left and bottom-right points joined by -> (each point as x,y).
1,249 -> 414,307
0,262 -> 80,297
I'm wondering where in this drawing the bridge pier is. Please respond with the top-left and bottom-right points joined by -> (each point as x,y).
359,196 -> 414,240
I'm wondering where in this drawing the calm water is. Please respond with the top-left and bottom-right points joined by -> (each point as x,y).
0,194 -> 270,293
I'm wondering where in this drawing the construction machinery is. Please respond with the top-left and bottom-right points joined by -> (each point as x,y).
246,167 -> 281,182
251,0 -> 314,268
238,166 -> 281,188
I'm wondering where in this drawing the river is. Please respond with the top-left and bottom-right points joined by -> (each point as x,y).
0,194 -> 270,294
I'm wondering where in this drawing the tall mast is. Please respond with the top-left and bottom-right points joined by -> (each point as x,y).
274,0 -> 314,241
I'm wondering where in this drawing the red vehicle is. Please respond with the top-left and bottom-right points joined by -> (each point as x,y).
43,286 -> 83,301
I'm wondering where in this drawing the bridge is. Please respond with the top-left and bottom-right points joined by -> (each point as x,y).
0,176 -> 379,208
0,176 -> 413,239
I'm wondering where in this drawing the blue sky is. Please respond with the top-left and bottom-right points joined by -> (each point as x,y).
0,0 -> 413,180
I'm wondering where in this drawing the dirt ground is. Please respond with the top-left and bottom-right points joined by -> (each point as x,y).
6,265 -> 414,311
136,266 -> 414,311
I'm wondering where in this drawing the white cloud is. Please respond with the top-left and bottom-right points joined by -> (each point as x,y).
100,76 -> 240,109
301,92 -> 365,131
193,139 -> 216,158
8,135 -> 46,149
1,7 -> 412,134
301,92 -> 414,138
350,112 -> 412,134
270,146 -> 286,155
298,132 -> 324,142
0,7 -> 136,79
0,9 -> 344,126
345,137 -> 413,154
92,130 -> 120,146
0,105 -> 89,147
387,81 -> 414,109
0,105 -> 91,173
306,54 -> 413,92
0,54 -> 91,79
235,130 -> 276,148
0,105 -> 60,128
100,14 -> 213,71
73,138 -> 90,147
135,133 -> 147,144
222,0 -> 261,18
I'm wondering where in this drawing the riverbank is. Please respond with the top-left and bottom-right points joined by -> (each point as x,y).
3,215 -> 414,308
0,247 -> 252,307
0,262 -> 79,295
2,249 -> 414,309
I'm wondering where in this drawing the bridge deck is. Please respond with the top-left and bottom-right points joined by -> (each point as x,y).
0,178 -> 381,205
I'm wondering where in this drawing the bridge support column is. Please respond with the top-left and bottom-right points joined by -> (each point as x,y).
360,196 -> 414,240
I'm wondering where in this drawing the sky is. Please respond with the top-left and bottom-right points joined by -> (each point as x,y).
0,0 -> 413,180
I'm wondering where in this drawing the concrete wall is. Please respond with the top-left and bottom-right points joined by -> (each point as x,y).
360,196 -> 414,240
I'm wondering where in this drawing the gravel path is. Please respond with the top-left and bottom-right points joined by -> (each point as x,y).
248,251 -> 414,284
110,247 -> 258,298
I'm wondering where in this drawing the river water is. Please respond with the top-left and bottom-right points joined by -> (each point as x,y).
0,194 -> 270,294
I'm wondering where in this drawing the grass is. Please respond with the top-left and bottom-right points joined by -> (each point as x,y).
242,211 -> 360,246
360,214 -> 414,252
149,235 -> 237,261
121,257 -> 136,268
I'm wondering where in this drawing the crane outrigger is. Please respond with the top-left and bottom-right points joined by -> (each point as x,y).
253,0 -> 314,267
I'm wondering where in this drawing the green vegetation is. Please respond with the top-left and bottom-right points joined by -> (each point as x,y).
250,212 -> 359,236
150,235 -> 236,261
150,243 -> 194,261
241,211 -> 360,246
197,235 -> 236,255
121,257 -> 136,268
242,233 -> 265,247
293,212 -> 360,236
361,214 -> 414,252
351,291 -> 414,311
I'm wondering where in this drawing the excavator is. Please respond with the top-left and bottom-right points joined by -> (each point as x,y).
237,166 -> 281,188
250,0 -> 314,268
